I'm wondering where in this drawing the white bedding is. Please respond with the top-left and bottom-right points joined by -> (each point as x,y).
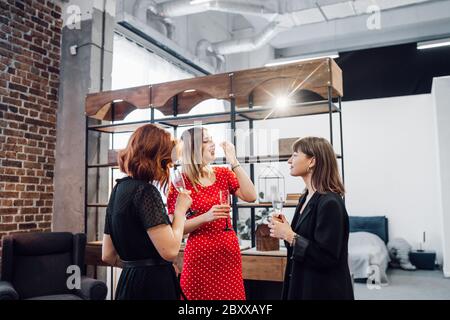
348,232 -> 390,285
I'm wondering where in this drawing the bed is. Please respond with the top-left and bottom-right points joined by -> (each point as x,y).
348,216 -> 390,285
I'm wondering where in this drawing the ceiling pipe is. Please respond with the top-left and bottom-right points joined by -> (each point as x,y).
195,38 -> 214,56
133,0 -> 175,39
211,21 -> 284,55
195,39 -> 226,71
152,0 -> 276,18
133,0 -> 155,22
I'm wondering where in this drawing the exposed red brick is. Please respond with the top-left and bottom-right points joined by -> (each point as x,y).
1,0 -> 61,245
20,207 -> 39,214
0,208 -> 18,215
0,224 -> 19,232
19,223 -> 37,230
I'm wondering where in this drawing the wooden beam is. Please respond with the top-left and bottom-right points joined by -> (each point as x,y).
85,58 -> 343,121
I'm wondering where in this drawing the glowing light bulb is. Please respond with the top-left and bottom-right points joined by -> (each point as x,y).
275,96 -> 289,109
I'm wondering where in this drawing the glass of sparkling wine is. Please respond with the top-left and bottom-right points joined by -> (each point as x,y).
219,189 -> 233,232
170,165 -> 195,218
271,192 -> 284,222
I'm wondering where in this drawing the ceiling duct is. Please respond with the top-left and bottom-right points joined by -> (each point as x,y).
151,0 -> 276,18
211,21 -> 284,55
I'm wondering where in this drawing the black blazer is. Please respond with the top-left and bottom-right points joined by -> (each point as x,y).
282,191 -> 354,300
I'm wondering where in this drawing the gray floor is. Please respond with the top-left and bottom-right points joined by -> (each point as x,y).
354,269 -> 450,300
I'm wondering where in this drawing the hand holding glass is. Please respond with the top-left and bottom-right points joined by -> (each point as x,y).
219,190 -> 233,231
170,165 -> 196,218
271,192 -> 284,223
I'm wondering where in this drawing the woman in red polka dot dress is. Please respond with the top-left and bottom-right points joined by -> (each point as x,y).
167,127 -> 257,300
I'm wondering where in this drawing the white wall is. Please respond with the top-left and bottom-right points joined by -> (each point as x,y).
344,95 -> 443,264
235,94 -> 443,263
432,77 -> 450,276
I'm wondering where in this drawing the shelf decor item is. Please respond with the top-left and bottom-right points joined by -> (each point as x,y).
258,166 -> 285,203
286,193 -> 302,205
254,208 -> 279,251
255,224 -> 279,251
278,137 -> 299,156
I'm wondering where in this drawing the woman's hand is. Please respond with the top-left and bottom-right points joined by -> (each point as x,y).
174,191 -> 192,215
220,141 -> 238,166
203,205 -> 230,223
268,214 -> 295,242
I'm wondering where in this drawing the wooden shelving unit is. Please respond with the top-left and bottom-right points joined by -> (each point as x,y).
84,57 -> 345,249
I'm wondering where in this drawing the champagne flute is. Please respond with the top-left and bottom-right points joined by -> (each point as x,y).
170,164 -> 196,218
271,191 -> 284,222
219,189 -> 233,232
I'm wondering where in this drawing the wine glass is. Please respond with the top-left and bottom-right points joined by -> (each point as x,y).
169,164 -> 196,218
271,191 -> 284,222
219,189 -> 233,232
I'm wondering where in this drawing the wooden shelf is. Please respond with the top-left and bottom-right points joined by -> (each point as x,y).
241,248 -> 287,282
87,203 -> 108,208
87,153 -> 340,169
237,202 -> 298,208
86,58 -> 343,121
241,247 -> 287,257
87,164 -> 119,169
87,113 -> 245,133
87,121 -> 165,134
87,100 -> 340,134
214,154 -> 293,165
86,155 -> 293,169
237,100 -> 339,121
157,113 -> 247,127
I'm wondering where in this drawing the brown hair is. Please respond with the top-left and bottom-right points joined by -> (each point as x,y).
292,137 -> 345,196
180,127 -> 213,192
118,124 -> 175,189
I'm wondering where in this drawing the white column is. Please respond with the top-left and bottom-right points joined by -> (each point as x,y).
432,76 -> 450,277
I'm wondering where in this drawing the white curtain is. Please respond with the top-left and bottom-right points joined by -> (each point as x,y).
112,33 -> 193,89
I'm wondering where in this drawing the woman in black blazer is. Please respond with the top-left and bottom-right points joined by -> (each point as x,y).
269,137 -> 354,300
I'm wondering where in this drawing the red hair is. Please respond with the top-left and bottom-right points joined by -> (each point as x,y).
118,124 -> 175,189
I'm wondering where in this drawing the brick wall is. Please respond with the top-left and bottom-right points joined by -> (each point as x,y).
0,0 -> 62,250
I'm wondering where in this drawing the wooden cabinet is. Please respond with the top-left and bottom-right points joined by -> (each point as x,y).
241,248 -> 287,282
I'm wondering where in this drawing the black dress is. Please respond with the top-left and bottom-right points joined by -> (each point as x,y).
282,191 -> 354,300
104,177 -> 180,300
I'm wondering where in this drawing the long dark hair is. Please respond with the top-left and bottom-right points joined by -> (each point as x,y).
293,137 -> 345,196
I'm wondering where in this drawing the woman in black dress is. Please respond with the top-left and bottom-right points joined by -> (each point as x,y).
269,137 -> 354,300
101,124 -> 192,300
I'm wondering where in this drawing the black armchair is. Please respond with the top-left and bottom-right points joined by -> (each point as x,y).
0,232 -> 107,300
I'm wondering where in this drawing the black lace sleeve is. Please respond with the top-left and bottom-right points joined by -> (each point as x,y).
133,184 -> 170,230
104,188 -> 116,235
104,209 -> 111,234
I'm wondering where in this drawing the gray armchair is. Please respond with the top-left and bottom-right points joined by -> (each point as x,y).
0,232 -> 107,300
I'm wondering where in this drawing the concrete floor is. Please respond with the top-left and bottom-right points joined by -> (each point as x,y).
354,269 -> 450,300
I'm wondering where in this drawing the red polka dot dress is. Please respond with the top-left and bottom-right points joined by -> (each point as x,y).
167,166 -> 246,300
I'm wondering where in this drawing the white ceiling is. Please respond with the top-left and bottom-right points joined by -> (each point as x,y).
119,0 -> 450,65
239,0 -> 450,56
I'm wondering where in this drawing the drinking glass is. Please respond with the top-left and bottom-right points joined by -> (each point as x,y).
219,189 -> 233,231
170,165 -> 196,218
